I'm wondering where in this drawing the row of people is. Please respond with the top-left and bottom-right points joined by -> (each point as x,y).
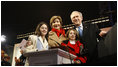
1,50 -> 11,66
16,11 -> 107,66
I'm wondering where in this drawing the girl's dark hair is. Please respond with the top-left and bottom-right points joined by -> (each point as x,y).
35,21 -> 49,37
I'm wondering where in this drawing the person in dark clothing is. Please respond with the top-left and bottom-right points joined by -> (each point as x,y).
1,50 -> 5,62
1,53 -> 11,66
15,50 -> 26,66
1,60 -> 11,66
70,11 -> 107,64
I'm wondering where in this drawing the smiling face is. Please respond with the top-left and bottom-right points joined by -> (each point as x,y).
52,18 -> 61,30
40,24 -> 48,36
70,11 -> 83,27
68,30 -> 76,41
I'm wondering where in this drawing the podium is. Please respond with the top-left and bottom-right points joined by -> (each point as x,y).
24,48 -> 77,66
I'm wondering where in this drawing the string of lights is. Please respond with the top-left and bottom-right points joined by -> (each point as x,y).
17,16 -> 109,39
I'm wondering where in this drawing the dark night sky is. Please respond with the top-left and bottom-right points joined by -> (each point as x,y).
2,1 -> 114,46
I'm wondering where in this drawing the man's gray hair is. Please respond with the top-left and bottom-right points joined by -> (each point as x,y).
70,11 -> 83,18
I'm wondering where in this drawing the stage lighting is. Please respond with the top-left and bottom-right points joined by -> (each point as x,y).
1,35 -> 6,42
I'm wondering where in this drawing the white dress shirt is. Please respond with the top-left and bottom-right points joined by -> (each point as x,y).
69,40 -> 76,45
76,23 -> 83,32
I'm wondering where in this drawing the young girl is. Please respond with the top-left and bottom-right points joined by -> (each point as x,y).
24,22 -> 49,52
24,22 -> 49,66
61,29 -> 87,64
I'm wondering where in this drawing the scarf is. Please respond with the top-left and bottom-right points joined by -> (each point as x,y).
51,28 -> 65,37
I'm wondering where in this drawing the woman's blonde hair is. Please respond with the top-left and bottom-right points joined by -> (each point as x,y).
50,16 -> 63,27
66,29 -> 79,40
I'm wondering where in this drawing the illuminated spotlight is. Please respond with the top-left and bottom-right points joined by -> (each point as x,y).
1,35 -> 6,42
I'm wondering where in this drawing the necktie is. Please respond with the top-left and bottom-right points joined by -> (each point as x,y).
78,26 -> 83,37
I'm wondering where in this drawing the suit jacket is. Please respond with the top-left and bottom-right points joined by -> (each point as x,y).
48,31 -> 66,47
75,23 -> 101,62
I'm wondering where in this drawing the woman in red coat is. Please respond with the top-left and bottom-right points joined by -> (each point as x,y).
61,29 -> 87,64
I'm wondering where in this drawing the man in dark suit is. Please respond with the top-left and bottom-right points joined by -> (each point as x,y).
70,11 -> 107,64
15,50 -> 26,66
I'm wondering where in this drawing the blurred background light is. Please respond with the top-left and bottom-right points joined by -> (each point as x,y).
1,35 -> 6,42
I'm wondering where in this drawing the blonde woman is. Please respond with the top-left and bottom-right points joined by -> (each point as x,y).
48,16 -> 66,48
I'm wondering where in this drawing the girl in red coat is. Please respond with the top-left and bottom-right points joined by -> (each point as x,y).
61,29 -> 87,64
